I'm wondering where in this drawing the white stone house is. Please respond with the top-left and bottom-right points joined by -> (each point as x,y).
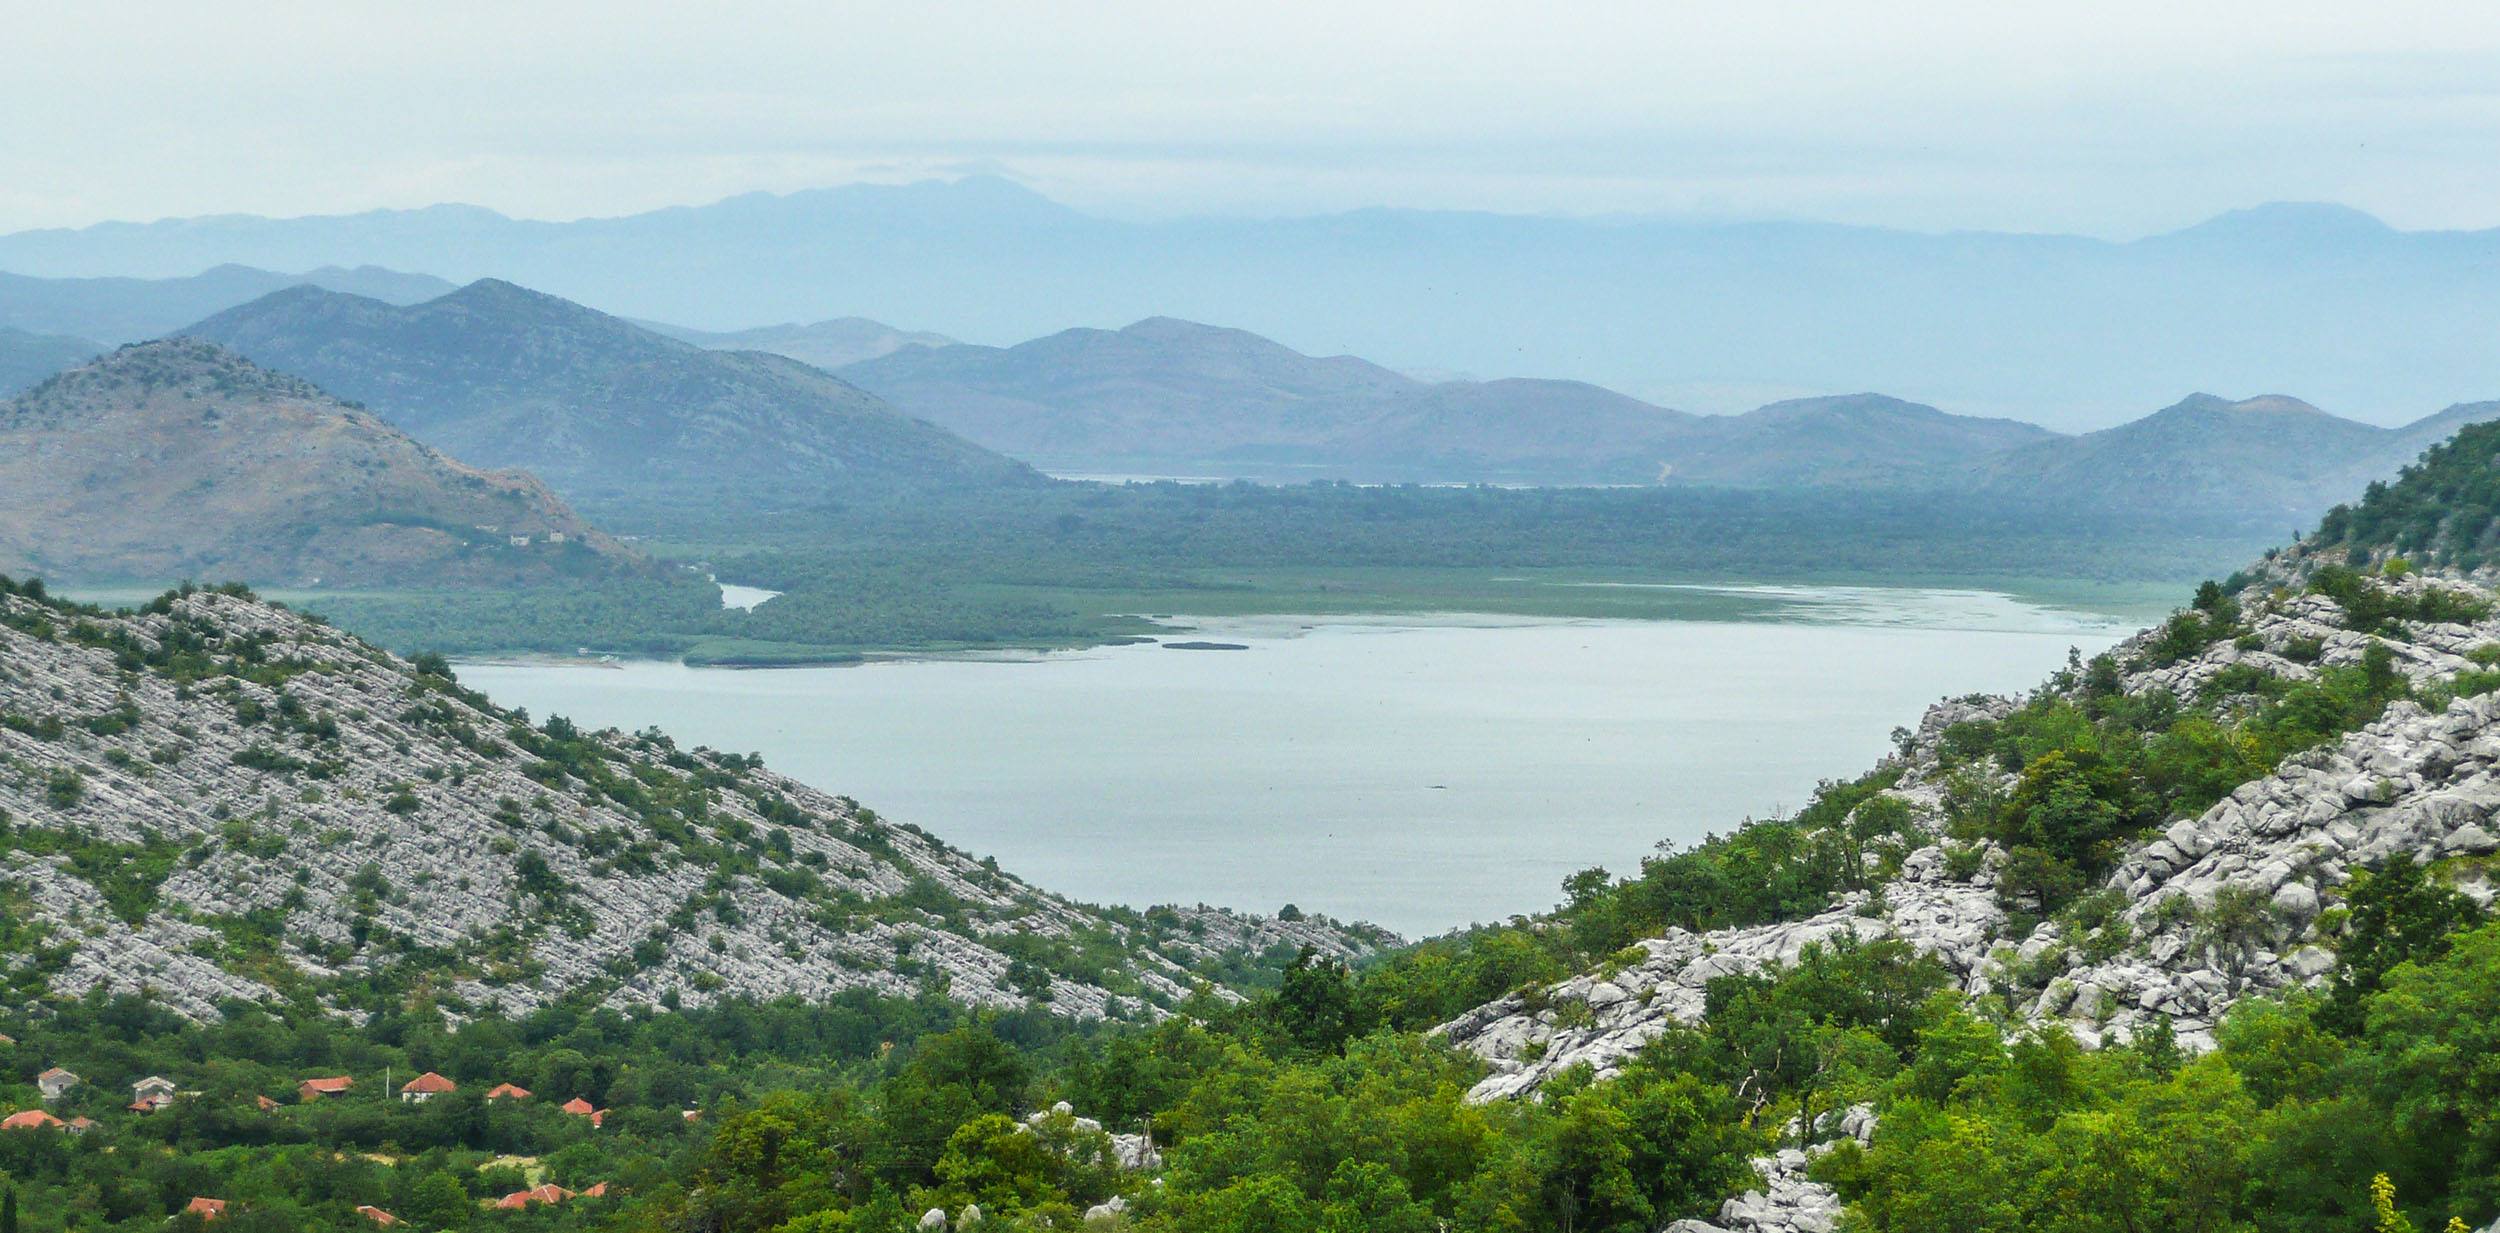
37,1067 -> 79,1102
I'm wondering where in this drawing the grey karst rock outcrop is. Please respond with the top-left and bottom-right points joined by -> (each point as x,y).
1442,879 -> 2004,1102
1439,558 -> 2500,1233
0,586 -> 1391,1021
1025,1101 -> 1162,1172
1663,1106 -> 1874,1233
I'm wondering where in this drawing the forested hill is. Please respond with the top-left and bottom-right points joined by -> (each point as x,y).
2314,416 -> 2500,568
183,279 -> 1040,511
0,579 -> 1386,1025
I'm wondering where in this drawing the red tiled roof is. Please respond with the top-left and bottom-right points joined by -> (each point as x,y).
256,1095 -> 279,1111
484,1083 -> 532,1100
581,1182 -> 610,1198
37,1066 -> 74,1081
185,1197 -> 229,1219
66,1116 -> 95,1132
1,1110 -> 63,1130
299,1076 -> 354,1094
495,1184 -> 573,1210
399,1071 -> 457,1094
560,1097 -> 596,1115
355,1205 -> 400,1226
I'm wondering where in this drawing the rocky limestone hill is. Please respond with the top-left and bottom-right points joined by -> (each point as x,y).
0,340 -> 641,587
184,279 -> 1038,511
0,583 -> 1389,1023
1440,543 -> 2500,1232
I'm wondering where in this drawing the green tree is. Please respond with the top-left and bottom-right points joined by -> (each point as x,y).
402,1170 -> 471,1231
2321,855 -> 2480,1035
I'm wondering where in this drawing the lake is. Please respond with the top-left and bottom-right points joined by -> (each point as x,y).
459,587 -> 2134,937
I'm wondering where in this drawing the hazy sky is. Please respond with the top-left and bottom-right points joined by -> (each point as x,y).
10,1 -> 2500,236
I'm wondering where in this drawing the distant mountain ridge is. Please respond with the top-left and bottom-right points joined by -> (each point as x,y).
0,326 -> 98,397
8,180 -> 2500,429
182,279 -> 1039,510
0,263 -> 453,345
1970,394 -> 2500,526
0,340 -> 636,585
641,315 -> 957,370
839,318 -> 2056,485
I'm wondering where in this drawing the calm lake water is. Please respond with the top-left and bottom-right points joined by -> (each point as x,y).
460,588 -> 2131,937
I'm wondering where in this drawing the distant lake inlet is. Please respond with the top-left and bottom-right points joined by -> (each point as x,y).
460,589 -> 2130,937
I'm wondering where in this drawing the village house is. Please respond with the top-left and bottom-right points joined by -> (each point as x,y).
496,1184 -> 573,1210
36,1066 -> 79,1102
66,1116 -> 95,1135
546,531 -> 567,544
559,1096 -> 608,1127
130,1075 -> 177,1111
399,1072 -> 457,1103
256,1095 -> 279,1112
0,1032 -> 16,1045
1,1110 -> 63,1130
355,1205 -> 400,1226
298,1075 -> 354,1101
484,1082 -> 532,1101
184,1197 -> 228,1221
508,534 -> 531,547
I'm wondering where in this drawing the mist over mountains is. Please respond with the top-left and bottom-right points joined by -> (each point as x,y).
4,180 -> 2497,430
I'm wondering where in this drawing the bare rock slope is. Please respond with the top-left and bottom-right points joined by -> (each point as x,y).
0,585 -> 1388,1023
1441,559 -> 2500,1233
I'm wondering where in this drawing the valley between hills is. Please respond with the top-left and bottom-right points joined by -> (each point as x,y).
6,196 -> 2500,1233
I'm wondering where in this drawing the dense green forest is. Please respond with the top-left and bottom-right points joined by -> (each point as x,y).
308,481 -> 2264,659
5,888 -> 2496,1231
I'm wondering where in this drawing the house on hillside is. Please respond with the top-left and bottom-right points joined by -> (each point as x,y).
399,1072 -> 456,1103
130,1075 -> 177,1111
559,1096 -> 608,1127
298,1076 -> 354,1101
547,531 -> 567,544
496,1184 -> 573,1210
0,1032 -> 16,1045
36,1067 -> 79,1102
355,1205 -> 400,1226
484,1082 -> 532,1101
66,1116 -> 95,1135
1,1110 -> 63,1130
255,1095 -> 279,1112
184,1196 -> 229,1221
508,535 -> 531,547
